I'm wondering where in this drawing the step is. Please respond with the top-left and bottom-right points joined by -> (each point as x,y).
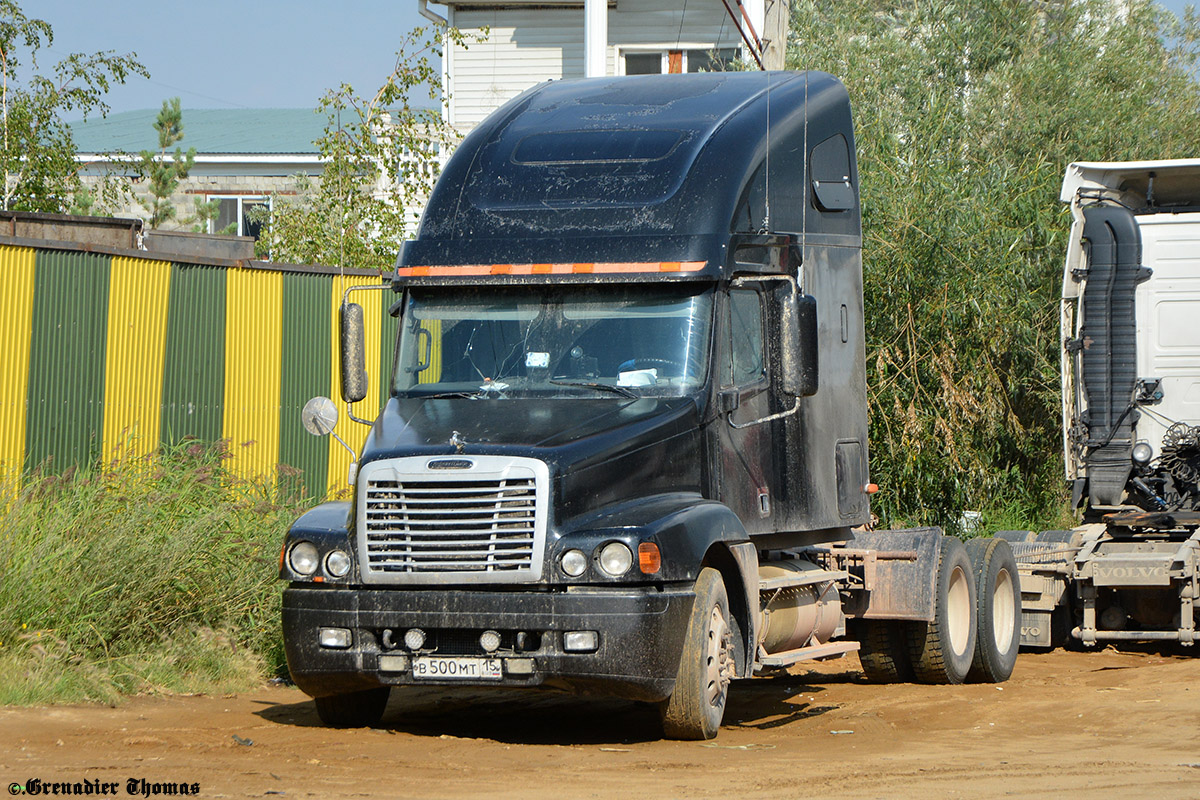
758,569 -> 849,592
755,639 -> 861,669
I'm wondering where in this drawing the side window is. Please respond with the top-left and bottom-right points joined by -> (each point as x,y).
729,289 -> 765,385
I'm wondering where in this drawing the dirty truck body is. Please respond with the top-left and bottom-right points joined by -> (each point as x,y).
1012,160 -> 1200,649
279,73 -> 1020,738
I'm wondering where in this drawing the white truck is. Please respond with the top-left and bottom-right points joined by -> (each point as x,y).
1010,159 -> 1200,649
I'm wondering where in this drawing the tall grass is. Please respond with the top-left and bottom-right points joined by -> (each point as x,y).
0,442 -> 316,705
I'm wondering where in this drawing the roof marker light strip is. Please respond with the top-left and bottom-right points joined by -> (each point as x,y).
396,261 -> 707,277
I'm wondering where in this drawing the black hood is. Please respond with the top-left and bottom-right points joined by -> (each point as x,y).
361,396 -> 705,522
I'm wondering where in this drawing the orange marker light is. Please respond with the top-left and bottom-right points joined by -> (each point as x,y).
638,542 -> 662,575
864,483 -> 880,494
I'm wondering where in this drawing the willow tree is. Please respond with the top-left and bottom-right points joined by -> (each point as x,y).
0,0 -> 146,211
255,26 -> 469,272
786,0 -> 1200,530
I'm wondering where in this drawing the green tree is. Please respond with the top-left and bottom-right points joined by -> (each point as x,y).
136,97 -> 195,228
255,25 -> 471,271
0,0 -> 147,211
786,0 -> 1200,531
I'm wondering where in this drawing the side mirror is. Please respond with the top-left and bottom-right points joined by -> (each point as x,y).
301,396 -> 338,436
340,302 -> 368,403
780,289 -> 818,397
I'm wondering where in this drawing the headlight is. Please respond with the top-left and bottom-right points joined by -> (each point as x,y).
289,541 -> 319,575
561,549 -> 588,577
1132,442 -> 1153,465
325,549 -> 351,578
598,542 -> 633,577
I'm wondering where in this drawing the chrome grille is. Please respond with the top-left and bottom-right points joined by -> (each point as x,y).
357,456 -> 548,584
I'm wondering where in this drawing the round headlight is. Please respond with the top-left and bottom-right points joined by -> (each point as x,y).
289,541 -> 319,576
1132,442 -> 1153,465
561,549 -> 588,577
598,542 -> 633,577
325,549 -> 351,578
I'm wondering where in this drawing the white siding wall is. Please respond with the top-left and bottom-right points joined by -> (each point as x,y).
447,1 -> 745,132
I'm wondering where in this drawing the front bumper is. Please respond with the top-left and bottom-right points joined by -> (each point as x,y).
282,584 -> 695,703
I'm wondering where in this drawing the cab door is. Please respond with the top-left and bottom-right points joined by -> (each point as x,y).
714,286 -> 777,533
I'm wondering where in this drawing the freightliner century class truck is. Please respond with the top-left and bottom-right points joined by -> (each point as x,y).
279,72 -> 1022,740
1007,159 -> 1200,650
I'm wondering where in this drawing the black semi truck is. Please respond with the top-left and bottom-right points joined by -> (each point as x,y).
279,71 -> 1021,740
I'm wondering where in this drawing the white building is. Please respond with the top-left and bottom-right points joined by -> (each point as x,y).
427,0 -> 771,135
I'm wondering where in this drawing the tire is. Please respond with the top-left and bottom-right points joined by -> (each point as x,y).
660,567 -> 734,740
1036,529 -> 1077,545
908,536 -> 977,685
965,537 -> 1020,683
314,687 -> 390,728
994,530 -> 1035,545
849,618 -> 915,683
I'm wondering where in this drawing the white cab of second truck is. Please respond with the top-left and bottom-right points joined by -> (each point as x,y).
1009,159 -> 1200,649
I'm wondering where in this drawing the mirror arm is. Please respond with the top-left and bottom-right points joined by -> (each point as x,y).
345,402 -> 374,427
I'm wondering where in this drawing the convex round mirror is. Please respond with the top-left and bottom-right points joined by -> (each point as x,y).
301,396 -> 338,436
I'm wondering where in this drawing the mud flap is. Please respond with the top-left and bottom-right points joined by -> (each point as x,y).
839,528 -> 943,622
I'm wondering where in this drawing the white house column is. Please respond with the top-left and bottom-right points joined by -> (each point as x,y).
584,0 -> 607,78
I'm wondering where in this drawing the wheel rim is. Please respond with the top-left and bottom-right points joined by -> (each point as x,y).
992,568 -> 1016,651
704,604 -> 733,709
946,565 -> 971,656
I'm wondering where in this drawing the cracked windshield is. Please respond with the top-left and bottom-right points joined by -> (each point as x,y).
394,284 -> 713,398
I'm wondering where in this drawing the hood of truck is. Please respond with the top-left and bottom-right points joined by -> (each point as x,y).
359,396 -> 704,521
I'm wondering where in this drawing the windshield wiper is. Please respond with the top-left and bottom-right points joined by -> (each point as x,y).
404,390 -> 484,400
548,378 -> 639,399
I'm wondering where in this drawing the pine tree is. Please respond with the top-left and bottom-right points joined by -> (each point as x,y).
137,97 -> 196,228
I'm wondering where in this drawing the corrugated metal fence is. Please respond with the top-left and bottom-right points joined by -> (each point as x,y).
0,240 -> 398,498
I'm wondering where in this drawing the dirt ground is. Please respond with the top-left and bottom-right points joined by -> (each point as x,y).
2,647 -> 1199,800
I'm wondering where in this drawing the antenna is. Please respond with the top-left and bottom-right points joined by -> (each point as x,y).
761,70 -> 771,233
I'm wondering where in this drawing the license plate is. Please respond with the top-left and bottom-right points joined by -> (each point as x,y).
412,656 -> 503,680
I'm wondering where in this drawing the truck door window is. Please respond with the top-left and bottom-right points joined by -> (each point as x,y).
729,289 -> 765,386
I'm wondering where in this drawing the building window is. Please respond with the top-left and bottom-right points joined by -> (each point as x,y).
207,195 -> 270,238
620,47 -> 739,76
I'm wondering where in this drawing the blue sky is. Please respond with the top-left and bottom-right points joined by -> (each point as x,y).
32,0 -> 1197,120
37,0 -> 438,118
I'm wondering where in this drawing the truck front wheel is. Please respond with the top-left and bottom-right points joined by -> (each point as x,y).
908,536 -> 977,684
660,567 -> 733,740
314,687 -> 391,728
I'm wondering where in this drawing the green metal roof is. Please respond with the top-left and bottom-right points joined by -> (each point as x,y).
71,108 -> 325,155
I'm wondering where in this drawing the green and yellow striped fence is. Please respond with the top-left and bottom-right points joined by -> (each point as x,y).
0,243 -> 398,498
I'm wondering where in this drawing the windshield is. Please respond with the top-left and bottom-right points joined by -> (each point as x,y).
393,284 -> 713,398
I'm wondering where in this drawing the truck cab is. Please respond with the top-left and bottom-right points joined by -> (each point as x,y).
280,72 -> 1019,739
1011,159 -> 1200,648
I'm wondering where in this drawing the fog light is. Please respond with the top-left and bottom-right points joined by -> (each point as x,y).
379,654 -> 410,672
289,541 -> 319,576
506,657 -> 535,675
1132,442 -> 1153,465
561,549 -> 587,577
319,627 -> 351,648
564,630 -> 598,652
404,628 -> 427,651
325,549 -> 351,577
598,542 -> 632,577
480,630 -> 502,653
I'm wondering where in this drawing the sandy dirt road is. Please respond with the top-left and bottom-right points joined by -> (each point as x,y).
2,648 -> 1199,800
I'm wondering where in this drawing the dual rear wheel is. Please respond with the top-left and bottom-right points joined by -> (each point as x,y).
856,535 -> 1019,685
